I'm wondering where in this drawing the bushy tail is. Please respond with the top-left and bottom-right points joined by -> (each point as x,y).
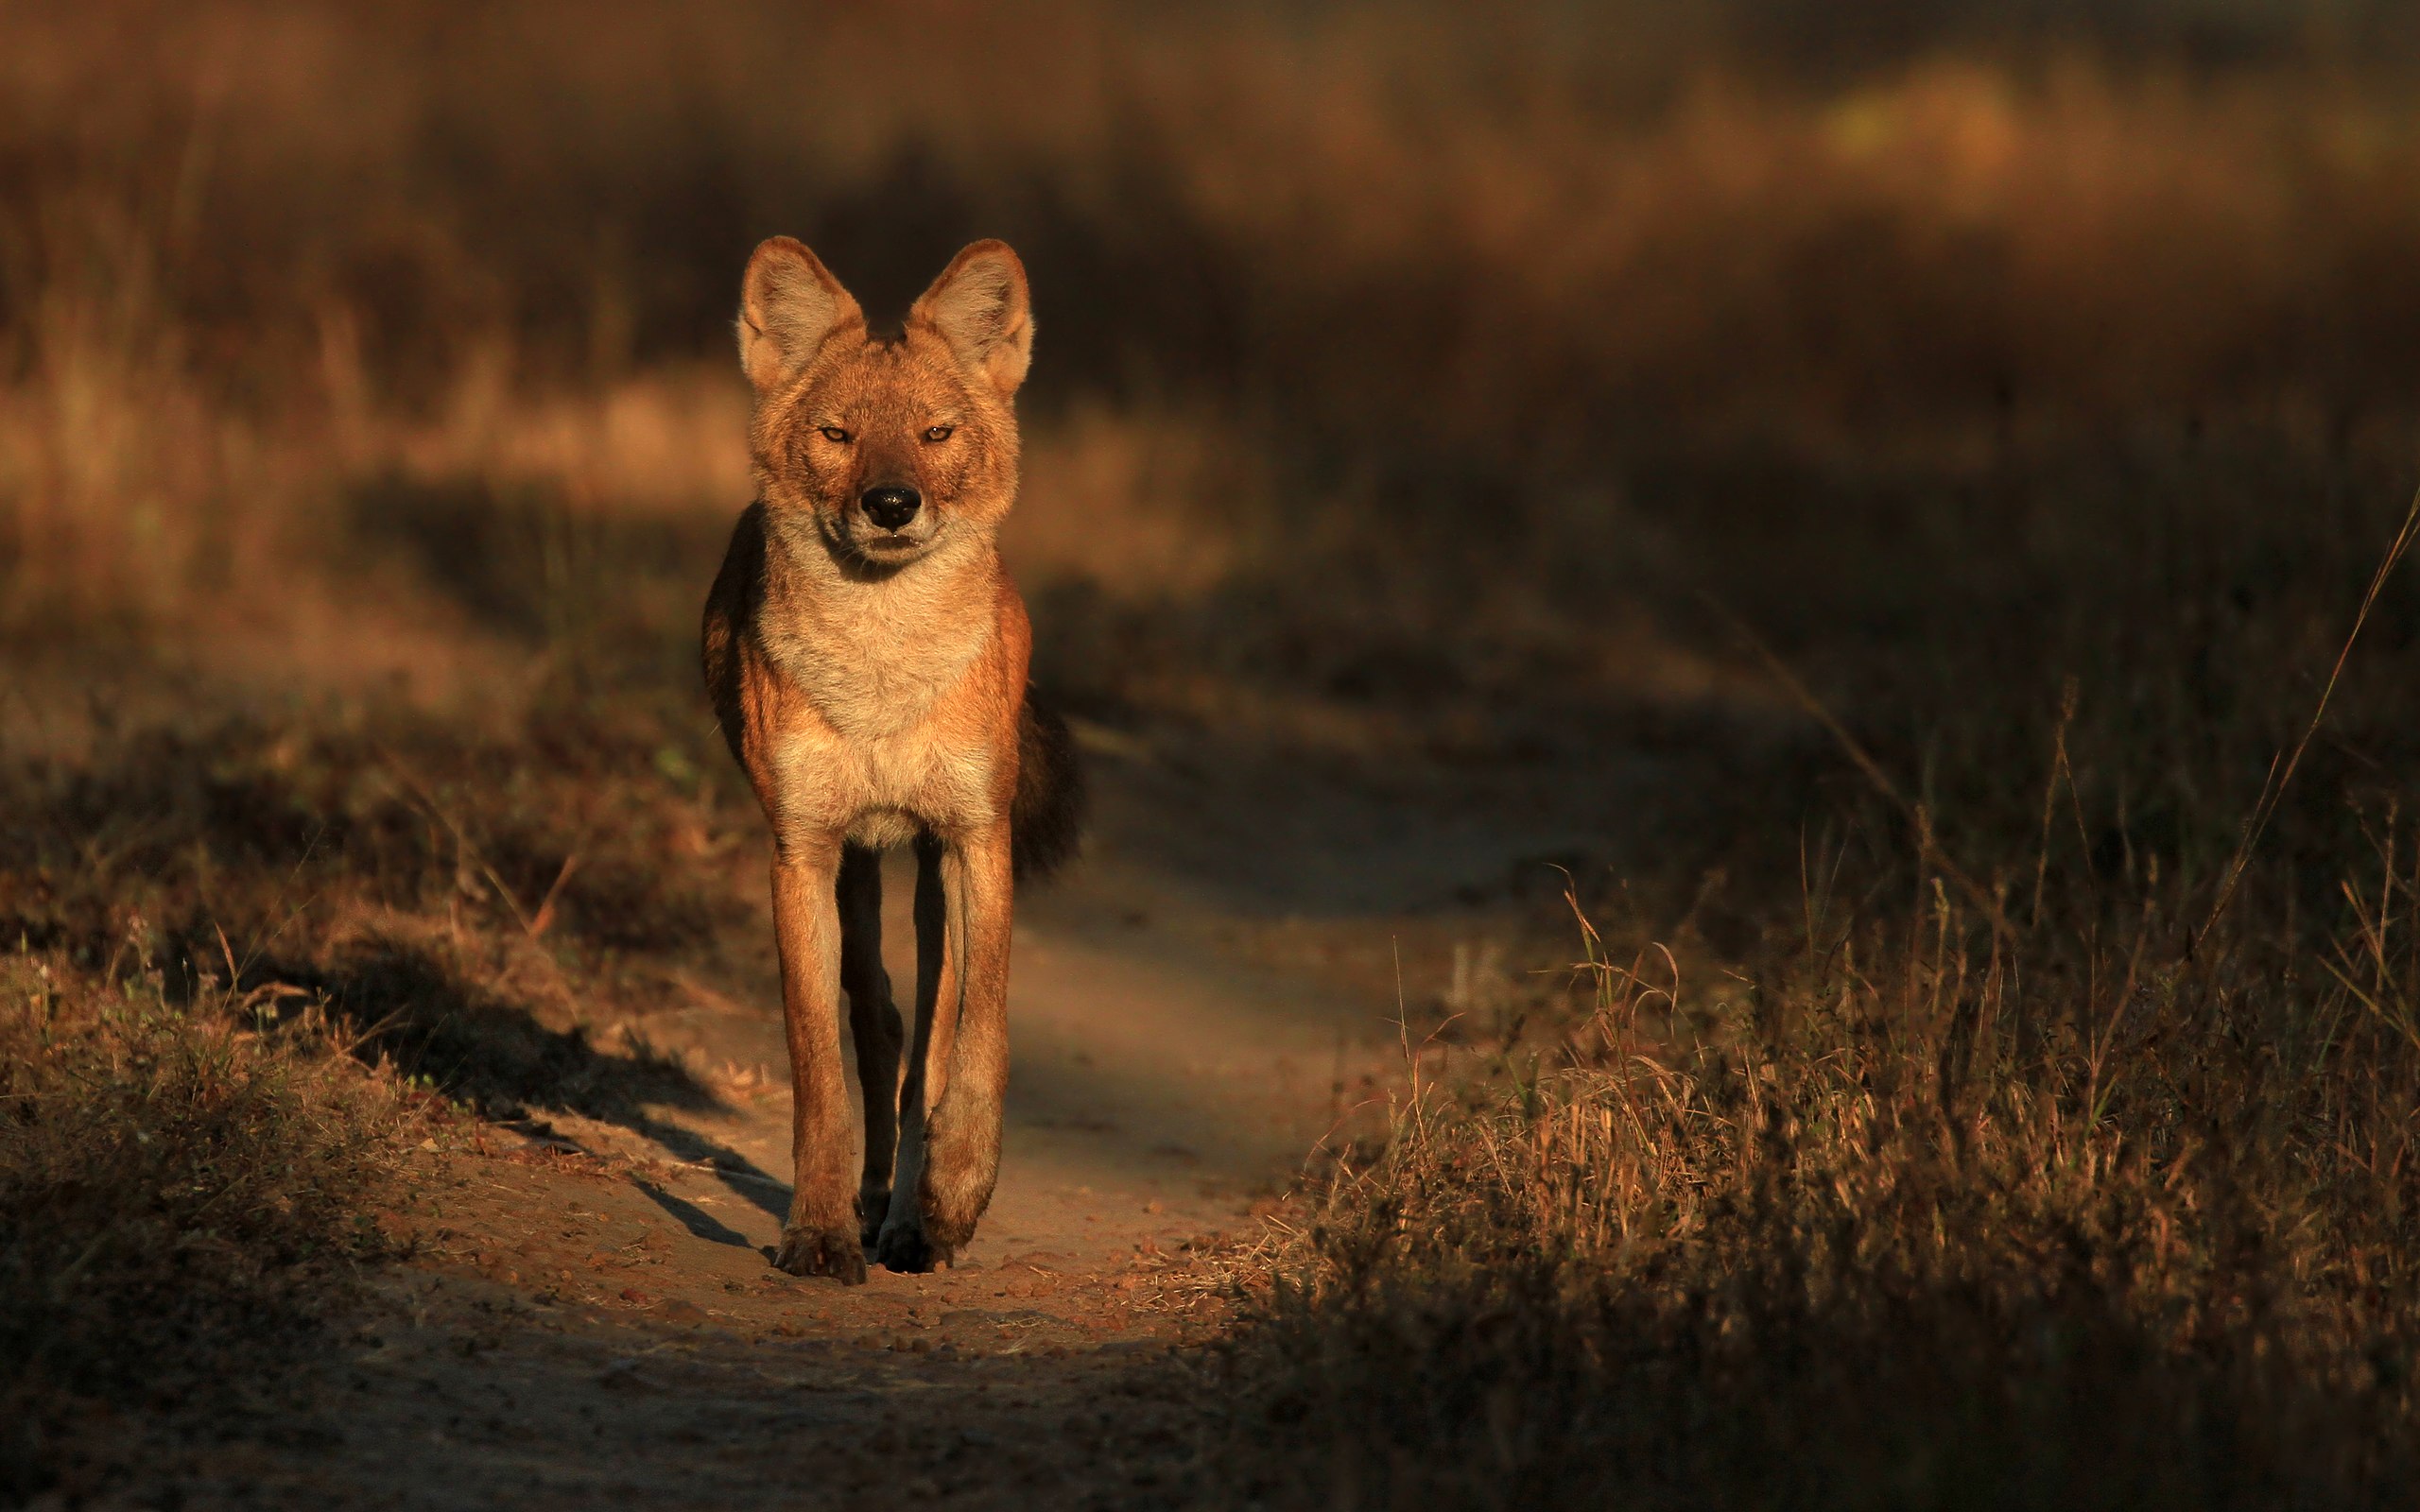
1011,692 -> 1086,883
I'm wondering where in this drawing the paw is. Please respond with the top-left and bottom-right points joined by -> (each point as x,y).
857,1190 -> 890,1249
873,1221 -> 953,1274
771,1225 -> 868,1285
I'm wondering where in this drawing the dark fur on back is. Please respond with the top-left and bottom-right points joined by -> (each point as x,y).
701,503 -> 768,772
1011,695 -> 1085,882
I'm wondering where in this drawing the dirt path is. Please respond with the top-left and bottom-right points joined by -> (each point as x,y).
144,742 -> 1439,1509
543,837 -> 1397,1290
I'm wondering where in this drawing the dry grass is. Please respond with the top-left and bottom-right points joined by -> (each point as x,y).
0,679 -> 754,1110
1225,782 -> 2420,1502
1215,490 -> 2420,1505
0,678 -> 767,1496
1231,898 -> 2420,1504
12,3 -> 2420,639
0,955 -> 424,1503
9,2 -> 2420,1503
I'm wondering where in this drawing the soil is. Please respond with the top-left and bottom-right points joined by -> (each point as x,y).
58,718 -> 1634,1510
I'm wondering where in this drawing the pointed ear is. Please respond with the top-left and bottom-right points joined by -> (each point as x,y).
737,237 -> 863,390
908,240 -> 1033,397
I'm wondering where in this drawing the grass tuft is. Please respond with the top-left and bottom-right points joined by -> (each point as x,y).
0,953 -> 423,1501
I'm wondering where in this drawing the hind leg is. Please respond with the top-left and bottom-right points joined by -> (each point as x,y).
878,832 -> 952,1270
838,844 -> 903,1248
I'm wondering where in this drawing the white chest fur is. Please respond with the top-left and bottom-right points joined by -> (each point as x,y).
755,534 -> 1002,847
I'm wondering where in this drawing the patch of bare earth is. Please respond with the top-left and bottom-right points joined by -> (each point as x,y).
175,1143 -> 1227,1509
30,709 -> 1468,1509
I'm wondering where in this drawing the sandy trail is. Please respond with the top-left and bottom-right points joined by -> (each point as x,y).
562,839 -> 1392,1283
166,747 -> 1432,1509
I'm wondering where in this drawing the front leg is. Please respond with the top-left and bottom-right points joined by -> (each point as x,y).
769,834 -> 868,1284
877,820 -> 1013,1271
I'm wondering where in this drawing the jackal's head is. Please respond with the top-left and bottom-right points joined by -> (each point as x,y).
736,237 -> 1030,571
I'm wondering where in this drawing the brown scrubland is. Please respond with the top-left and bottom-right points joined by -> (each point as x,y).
9,2 -> 2420,1505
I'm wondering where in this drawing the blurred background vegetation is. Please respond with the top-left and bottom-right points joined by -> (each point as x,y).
11,3 -> 2420,1504
10,0 -> 2419,942
8,0 -> 2420,658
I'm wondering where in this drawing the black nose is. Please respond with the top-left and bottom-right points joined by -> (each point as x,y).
860,486 -> 922,530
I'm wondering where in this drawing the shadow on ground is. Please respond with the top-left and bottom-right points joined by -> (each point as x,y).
214,937 -> 801,1230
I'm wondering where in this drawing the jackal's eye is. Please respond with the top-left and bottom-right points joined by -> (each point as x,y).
819,426 -> 852,444
922,424 -> 954,443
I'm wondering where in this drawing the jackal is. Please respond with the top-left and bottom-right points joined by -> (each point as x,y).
701,237 -> 1081,1281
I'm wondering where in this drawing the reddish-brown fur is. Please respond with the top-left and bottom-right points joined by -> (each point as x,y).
701,237 -> 1054,1280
